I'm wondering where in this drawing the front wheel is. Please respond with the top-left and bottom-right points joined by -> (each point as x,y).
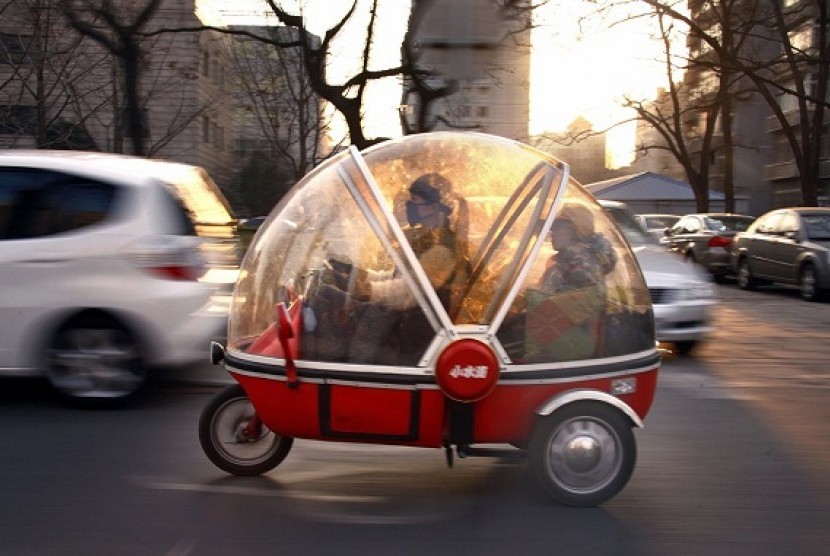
529,402 -> 636,507
199,384 -> 293,476
798,264 -> 823,302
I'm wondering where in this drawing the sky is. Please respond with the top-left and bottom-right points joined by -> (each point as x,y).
207,0 -> 671,167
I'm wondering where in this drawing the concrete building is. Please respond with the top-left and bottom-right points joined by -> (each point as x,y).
406,0 -> 532,142
0,0 -> 235,190
669,0 -> 830,214
531,116 -> 623,186
628,89 -> 689,183
756,0 -> 830,207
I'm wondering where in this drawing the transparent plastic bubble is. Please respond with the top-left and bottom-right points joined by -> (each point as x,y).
228,132 -> 652,368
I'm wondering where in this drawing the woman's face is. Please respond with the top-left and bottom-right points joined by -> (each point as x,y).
550,219 -> 576,248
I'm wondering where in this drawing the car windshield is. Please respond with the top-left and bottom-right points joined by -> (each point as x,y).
704,215 -> 753,232
605,206 -> 654,246
804,214 -> 830,240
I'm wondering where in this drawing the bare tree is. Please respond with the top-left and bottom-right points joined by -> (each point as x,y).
52,0 -> 224,159
745,0 -> 829,206
260,0 -> 405,149
636,0 -> 830,206
59,0 -> 162,155
0,0 -> 100,149
228,25 -> 329,181
150,1 -> 540,151
625,9 -> 719,211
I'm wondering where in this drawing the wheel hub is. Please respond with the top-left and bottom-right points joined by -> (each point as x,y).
548,418 -> 622,491
563,435 -> 602,473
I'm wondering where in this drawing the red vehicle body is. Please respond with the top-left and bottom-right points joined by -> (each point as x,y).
201,132 -> 660,507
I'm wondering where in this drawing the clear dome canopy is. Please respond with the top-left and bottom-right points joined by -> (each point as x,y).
228,132 -> 652,368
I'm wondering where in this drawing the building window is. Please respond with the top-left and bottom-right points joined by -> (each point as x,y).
202,116 -> 210,143
202,51 -> 210,77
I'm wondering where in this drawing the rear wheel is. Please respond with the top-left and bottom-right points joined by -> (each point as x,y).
199,384 -> 293,476
529,402 -> 636,507
798,263 -> 823,302
46,314 -> 146,401
737,258 -> 756,290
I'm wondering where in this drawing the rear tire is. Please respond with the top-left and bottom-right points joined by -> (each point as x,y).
529,402 -> 636,507
737,258 -> 756,290
199,384 -> 293,476
46,313 -> 146,402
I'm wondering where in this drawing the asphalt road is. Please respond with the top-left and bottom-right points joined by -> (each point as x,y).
2,281 -> 830,555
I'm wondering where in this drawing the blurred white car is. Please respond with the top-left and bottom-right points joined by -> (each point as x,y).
601,201 -> 715,355
0,150 -> 238,401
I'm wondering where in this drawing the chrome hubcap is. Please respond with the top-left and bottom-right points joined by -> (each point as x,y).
545,417 -> 621,494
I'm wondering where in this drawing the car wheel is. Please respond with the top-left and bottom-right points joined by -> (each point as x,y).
529,401 -> 636,507
46,314 -> 147,401
674,340 -> 697,356
199,384 -> 293,476
737,258 -> 756,290
798,264 -> 823,302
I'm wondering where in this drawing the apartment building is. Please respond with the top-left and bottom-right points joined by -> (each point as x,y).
405,0 -> 532,143
683,0 -> 829,212
0,0 -> 235,188
758,0 -> 830,207
532,116 -> 623,186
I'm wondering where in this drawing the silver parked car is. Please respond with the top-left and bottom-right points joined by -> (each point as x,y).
600,201 -> 716,355
665,213 -> 755,282
732,207 -> 830,301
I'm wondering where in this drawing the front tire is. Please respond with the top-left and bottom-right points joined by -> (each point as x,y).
199,384 -> 293,476
46,313 -> 146,401
529,402 -> 636,507
798,263 -> 823,302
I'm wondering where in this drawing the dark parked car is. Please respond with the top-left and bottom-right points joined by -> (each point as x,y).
732,207 -> 830,301
665,213 -> 755,282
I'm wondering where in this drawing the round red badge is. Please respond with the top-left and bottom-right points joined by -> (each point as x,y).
435,338 -> 500,402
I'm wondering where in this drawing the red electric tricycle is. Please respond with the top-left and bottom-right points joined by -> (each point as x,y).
200,132 -> 659,507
